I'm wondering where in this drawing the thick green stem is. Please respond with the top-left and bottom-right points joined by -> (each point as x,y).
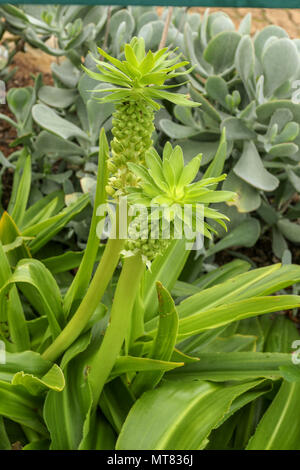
88,254 -> 145,406
42,236 -> 124,362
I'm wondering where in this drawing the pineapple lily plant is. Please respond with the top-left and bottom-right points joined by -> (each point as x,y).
1,36 -> 300,451
83,37 -> 196,196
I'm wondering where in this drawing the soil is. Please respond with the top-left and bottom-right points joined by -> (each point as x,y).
190,7 -> 300,38
216,230 -> 300,267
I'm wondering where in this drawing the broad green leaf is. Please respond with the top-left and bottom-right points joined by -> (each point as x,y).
177,264 -> 300,321
34,131 -> 84,158
10,154 -> 31,227
257,100 -> 300,124
263,39 -> 299,97
235,35 -> 255,86
269,143 -> 298,157
275,121 -> 299,144
277,218 -> 300,244
176,295 -> 300,338
143,239 -> 189,322
7,87 -> 34,128
32,104 -> 90,141
174,105 -> 197,128
205,218 -> 260,257
0,212 -> 31,266
0,350 -> 53,382
254,25 -> 288,61
99,377 -> 135,435
146,263 -> 300,336
0,242 -> 30,350
205,76 -> 229,108
204,31 -> 241,74
198,334 -> 257,353
42,249 -> 102,274
12,364 -> 65,396
203,128 -> 227,183
7,152 -> 29,212
169,352 -> 293,381
0,380 -> 46,435
0,241 -> 12,289
7,286 -> 30,352
78,413 -> 116,450
24,194 -> 90,254
172,260 -> 251,297
51,59 -> 81,88
111,356 -> 182,381
23,440 -> 50,450
221,117 -> 256,140
131,282 -> 179,396
247,381 -> 300,450
234,141 -> 279,191
44,332 -> 93,450
117,379 -> 262,450
222,171 -> 261,213
21,191 -> 65,231
159,119 -> 199,139
0,417 -> 11,450
64,129 -> 109,314
38,86 -> 77,109
0,259 -> 64,339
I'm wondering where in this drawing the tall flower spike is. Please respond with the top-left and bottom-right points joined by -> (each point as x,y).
83,37 -> 199,197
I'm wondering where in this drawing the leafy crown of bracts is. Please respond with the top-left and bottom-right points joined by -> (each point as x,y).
82,37 -> 200,199
82,36 -> 199,109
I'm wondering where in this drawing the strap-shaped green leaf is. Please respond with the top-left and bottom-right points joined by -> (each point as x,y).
117,379 -> 263,450
131,282 -> 180,396
0,259 -> 64,339
168,352 -> 294,382
247,381 -> 300,450
177,295 -> 300,338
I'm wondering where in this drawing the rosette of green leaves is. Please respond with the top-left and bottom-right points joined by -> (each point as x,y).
127,142 -> 235,240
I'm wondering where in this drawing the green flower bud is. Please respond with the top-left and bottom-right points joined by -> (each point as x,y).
107,100 -> 155,196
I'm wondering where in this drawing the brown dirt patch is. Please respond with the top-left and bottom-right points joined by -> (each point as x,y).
188,7 -> 300,38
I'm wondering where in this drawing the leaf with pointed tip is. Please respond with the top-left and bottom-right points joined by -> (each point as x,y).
178,157 -> 201,187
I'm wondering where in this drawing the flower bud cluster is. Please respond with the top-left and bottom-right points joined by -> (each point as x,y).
123,216 -> 171,263
105,100 -> 154,197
